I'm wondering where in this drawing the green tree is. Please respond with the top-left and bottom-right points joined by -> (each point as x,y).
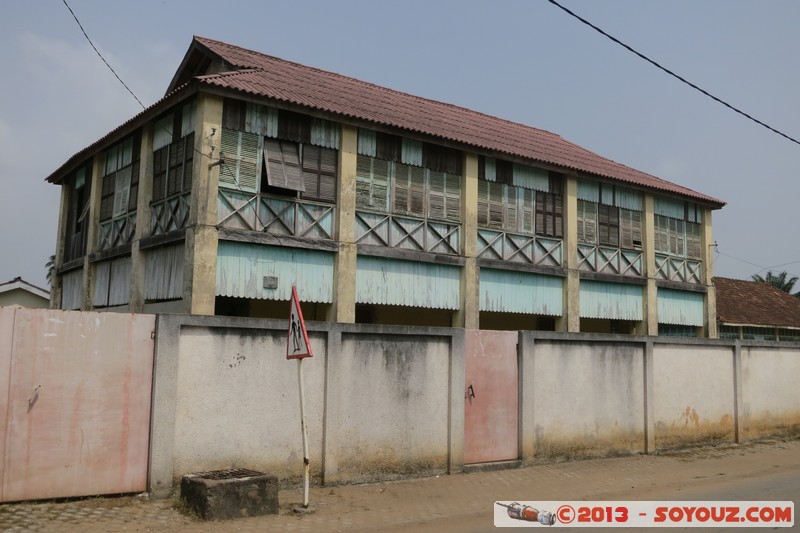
751,270 -> 799,295
45,254 -> 55,288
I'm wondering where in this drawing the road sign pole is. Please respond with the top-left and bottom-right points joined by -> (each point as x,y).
297,356 -> 310,508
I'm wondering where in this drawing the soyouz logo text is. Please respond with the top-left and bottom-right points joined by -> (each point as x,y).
494,501 -> 794,528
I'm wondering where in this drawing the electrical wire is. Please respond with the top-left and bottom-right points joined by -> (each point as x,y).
60,0 -> 272,230
547,0 -> 800,147
61,0 -> 144,109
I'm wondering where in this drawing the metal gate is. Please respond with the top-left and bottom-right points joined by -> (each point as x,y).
463,329 -> 519,464
0,308 -> 155,502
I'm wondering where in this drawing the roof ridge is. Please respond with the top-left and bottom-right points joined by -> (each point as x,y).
193,36 -> 564,138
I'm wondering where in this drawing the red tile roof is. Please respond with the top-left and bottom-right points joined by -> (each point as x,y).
715,277 -> 800,328
193,36 -> 724,207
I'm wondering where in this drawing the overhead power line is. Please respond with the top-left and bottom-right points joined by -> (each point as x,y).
548,0 -> 800,147
61,0 -> 145,109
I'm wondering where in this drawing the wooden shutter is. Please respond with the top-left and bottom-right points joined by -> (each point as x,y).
598,204 -> 619,247
301,144 -> 337,202
355,155 -> 389,212
100,173 -> 115,221
264,139 -> 303,192
535,191 -> 563,238
577,200 -> 598,244
686,222 -> 701,259
152,145 -> 168,202
428,170 -> 461,223
654,215 -> 669,253
477,180 -> 489,227
671,219 -> 686,256
112,166 -> 132,218
219,128 -> 260,193
504,186 -> 518,232
182,133 -> 194,193
393,162 -> 425,216
619,208 -> 642,249
520,188 -> 535,234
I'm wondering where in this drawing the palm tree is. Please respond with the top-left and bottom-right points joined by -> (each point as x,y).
45,254 -> 56,288
751,270 -> 799,295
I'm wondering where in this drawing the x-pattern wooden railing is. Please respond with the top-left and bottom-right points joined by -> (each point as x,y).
655,253 -> 702,284
356,211 -> 460,255
98,213 -> 136,251
217,190 -> 334,240
577,244 -> 643,277
477,228 -> 563,267
150,194 -> 191,236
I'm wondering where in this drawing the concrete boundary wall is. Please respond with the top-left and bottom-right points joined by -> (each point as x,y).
149,314 -> 464,496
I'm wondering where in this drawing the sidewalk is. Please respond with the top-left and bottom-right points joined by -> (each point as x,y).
2,438 -> 798,532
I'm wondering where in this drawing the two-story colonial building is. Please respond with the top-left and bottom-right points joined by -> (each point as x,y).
46,36 -> 725,336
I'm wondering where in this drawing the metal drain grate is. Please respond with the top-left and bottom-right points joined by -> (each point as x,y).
194,468 -> 264,480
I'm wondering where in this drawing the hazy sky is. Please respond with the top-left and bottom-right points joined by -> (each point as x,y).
1,0 -> 798,289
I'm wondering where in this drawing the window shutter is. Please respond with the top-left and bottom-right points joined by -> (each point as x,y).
619,208 -> 642,249
535,191 -> 563,238
355,155 -> 389,212
686,222 -> 701,259
428,170 -> 461,223
112,166 -> 132,218
520,188 -> 535,234
504,186 -> 518,232
219,128 -> 260,193
264,139 -> 303,192
488,181 -> 504,229
477,180 -> 489,227
393,163 -> 425,216
598,205 -> 619,247
152,145 -> 168,201
577,200 -> 597,245
301,145 -> 337,202
654,215 -> 669,253
182,133 -> 194,193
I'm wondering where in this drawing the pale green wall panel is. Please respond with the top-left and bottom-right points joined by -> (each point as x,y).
356,256 -> 461,309
579,280 -> 643,320
479,269 -> 563,315
657,288 -> 704,326
216,241 -> 333,303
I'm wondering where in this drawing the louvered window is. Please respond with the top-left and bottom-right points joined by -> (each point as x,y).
428,170 -> 461,223
535,191 -> 563,238
685,222 -> 701,259
619,209 -> 642,250
219,128 -> 260,193
477,180 -> 503,229
65,165 -> 91,261
393,162 -> 425,216
100,135 -> 139,222
264,139 -> 304,192
655,215 -> 695,257
356,155 -> 390,212
301,144 -> 337,202
598,204 -> 620,247
478,181 -> 535,234
153,133 -> 194,202
577,200 -> 598,244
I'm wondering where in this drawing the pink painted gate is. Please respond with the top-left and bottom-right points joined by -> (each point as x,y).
0,308 -> 154,502
463,329 -> 519,464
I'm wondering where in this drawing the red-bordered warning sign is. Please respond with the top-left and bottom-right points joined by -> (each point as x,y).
287,286 -> 313,359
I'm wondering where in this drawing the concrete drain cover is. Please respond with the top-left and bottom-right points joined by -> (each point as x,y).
181,469 -> 278,520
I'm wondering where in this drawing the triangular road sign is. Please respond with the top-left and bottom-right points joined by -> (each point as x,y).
287,286 -> 313,359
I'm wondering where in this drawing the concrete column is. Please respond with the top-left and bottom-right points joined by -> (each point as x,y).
642,194 -> 658,335
82,155 -> 105,310
185,92 -> 223,315
322,326 -> 343,484
643,339 -> 655,453
327,125 -> 357,323
518,331 -> 536,465
732,341 -> 742,443
558,176 -> 580,332
448,328 -> 466,474
453,153 -> 479,329
51,185 -> 70,308
701,208 -> 717,338
130,124 -> 154,312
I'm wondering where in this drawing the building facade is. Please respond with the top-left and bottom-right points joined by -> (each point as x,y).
715,277 -> 800,341
46,36 -> 724,336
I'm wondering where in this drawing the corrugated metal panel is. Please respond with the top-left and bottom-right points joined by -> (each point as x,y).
401,138 -> 422,166
153,114 -> 172,150
216,241 -> 333,303
357,128 -> 377,156
61,269 -> 83,310
616,187 -> 642,211
484,157 -> 496,182
356,256 -> 460,309
310,118 -> 340,149
479,268 -> 562,315
654,197 -> 684,219
245,103 -> 278,137
577,180 -> 599,202
108,257 -> 131,306
579,280 -> 643,320
657,288 -> 704,326
601,184 -> 614,206
512,164 -> 549,191
145,244 -> 184,301
93,262 -> 111,307
181,101 -> 196,136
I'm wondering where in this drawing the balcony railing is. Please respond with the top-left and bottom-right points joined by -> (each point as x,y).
356,211 -> 460,255
477,228 -> 562,267
577,244 -> 642,277
655,253 -> 702,284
